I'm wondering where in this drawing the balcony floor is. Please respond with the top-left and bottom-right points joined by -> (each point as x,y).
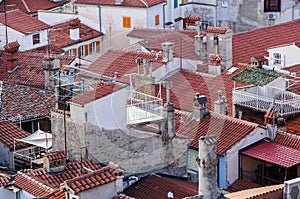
127,106 -> 164,125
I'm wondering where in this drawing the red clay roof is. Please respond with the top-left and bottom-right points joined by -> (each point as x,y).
0,9 -> 50,34
34,18 -> 103,54
0,121 -> 30,149
177,112 -> 258,155
206,26 -> 230,34
86,49 -> 163,80
65,166 -> 116,194
274,132 -> 300,150
229,179 -> 261,192
0,175 -> 11,187
0,51 -> 74,87
47,150 -> 66,161
124,174 -> 198,199
46,188 -> 66,199
0,82 -> 56,122
241,141 -> 300,168
76,0 -> 166,7
14,172 -> 53,197
0,0 -> 65,14
232,18 -> 300,64
30,160 -> 102,188
70,82 -> 125,105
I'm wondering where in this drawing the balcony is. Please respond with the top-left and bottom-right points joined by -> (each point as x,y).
127,90 -> 164,125
233,85 -> 300,116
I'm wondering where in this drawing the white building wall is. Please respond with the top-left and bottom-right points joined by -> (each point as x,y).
146,4 -> 165,29
79,182 -> 117,199
225,127 -> 266,187
70,103 -> 85,124
0,26 -> 24,49
0,187 -> 15,199
38,10 -> 77,25
20,190 -> 35,199
267,45 -> 300,68
84,88 -> 127,130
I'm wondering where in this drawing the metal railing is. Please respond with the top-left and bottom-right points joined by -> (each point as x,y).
127,90 -> 164,124
233,86 -> 300,116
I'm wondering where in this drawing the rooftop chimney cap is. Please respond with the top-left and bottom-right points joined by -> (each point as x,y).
69,18 -> 81,29
4,41 -> 20,52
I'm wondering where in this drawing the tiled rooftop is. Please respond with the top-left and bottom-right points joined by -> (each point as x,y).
232,18 -> 300,64
65,167 -> 116,194
33,18 -> 103,54
229,179 -> 261,192
0,0 -> 65,14
0,175 -> 11,187
274,132 -> 300,150
0,82 -> 56,121
0,51 -> 74,87
124,174 -> 198,199
86,49 -> 163,80
206,26 -> 230,34
0,121 -> 30,149
14,171 -> 54,198
177,112 -> 258,155
241,141 -> 300,168
47,150 -> 66,161
70,82 -> 126,105
0,9 -> 50,34
75,0 -> 166,7
46,188 -> 66,199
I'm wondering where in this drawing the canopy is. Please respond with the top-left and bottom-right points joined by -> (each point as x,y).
16,129 -> 52,149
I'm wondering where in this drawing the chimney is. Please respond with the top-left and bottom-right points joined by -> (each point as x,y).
4,41 -> 20,73
277,117 -> 286,132
197,136 -> 221,199
192,92 -> 209,121
208,54 -> 222,75
135,58 -> 155,96
264,103 -> 278,141
214,91 -> 228,115
69,18 -> 80,41
161,42 -> 174,63
42,58 -> 60,90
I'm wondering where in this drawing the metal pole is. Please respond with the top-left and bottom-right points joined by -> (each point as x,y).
4,0 -> 8,45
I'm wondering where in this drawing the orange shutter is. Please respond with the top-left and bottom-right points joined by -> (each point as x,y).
85,45 -> 88,56
123,17 -> 131,28
96,41 -> 100,52
155,15 -> 159,26
89,43 -> 93,54
72,49 -> 77,57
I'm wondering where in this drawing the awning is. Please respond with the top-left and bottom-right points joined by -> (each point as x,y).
241,141 -> 300,168
16,129 -> 52,149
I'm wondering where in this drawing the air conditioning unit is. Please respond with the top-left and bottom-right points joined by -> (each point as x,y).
268,13 -> 276,20
284,177 -> 300,199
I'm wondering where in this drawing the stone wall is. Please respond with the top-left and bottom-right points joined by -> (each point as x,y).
51,112 -> 191,175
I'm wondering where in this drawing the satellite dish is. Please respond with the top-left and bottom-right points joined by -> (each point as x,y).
167,191 -> 174,198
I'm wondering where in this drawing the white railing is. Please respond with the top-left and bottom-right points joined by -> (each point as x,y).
127,90 -> 164,124
233,88 -> 300,116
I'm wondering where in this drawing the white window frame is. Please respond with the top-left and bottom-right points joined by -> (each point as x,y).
273,52 -> 282,65
92,42 -> 97,53
68,49 -> 73,56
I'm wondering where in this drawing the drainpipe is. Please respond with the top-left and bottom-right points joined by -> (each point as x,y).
163,2 -> 167,29
98,5 -> 102,32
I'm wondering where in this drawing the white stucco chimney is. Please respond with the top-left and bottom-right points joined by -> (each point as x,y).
192,92 -> 209,121
69,18 -> 80,41
161,42 -> 174,63
214,91 -> 228,115
198,136 -> 221,199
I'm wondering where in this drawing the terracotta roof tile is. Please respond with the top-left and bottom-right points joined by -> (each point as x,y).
65,167 -> 116,194
229,179 -> 261,192
0,121 -> 30,149
232,19 -> 300,64
0,175 -> 11,187
47,150 -> 66,161
0,82 -> 56,122
46,188 -> 66,199
0,0 -> 65,14
124,174 -> 198,199
0,51 -> 74,87
70,82 -> 126,105
177,112 -> 258,155
206,26 -> 230,34
241,141 -> 300,168
75,0 -> 166,7
0,9 -> 50,34
274,132 -> 300,150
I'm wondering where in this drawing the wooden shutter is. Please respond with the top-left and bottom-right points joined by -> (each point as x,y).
85,45 -> 88,56
123,17 -> 131,28
96,41 -> 100,52
155,15 -> 159,26
89,43 -> 93,54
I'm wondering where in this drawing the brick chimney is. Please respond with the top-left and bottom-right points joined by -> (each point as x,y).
192,92 -> 209,121
197,136 -> 221,199
4,41 -> 20,73
69,18 -> 80,41
161,42 -> 174,63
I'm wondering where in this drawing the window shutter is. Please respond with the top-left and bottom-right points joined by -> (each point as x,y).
96,41 -> 100,52
85,45 -> 88,56
89,43 -> 93,54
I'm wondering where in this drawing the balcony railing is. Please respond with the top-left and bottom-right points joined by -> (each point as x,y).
233,86 -> 300,116
241,169 -> 282,186
127,90 -> 164,125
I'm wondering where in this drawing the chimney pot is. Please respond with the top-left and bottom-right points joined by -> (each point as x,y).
4,41 -> 20,73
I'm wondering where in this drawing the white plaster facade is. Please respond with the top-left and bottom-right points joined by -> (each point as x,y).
267,44 -> 300,68
38,10 -> 77,26
0,25 -> 48,51
78,182 -> 117,199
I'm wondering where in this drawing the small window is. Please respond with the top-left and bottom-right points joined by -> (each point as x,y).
181,0 -> 188,4
174,0 -> 178,8
92,42 -> 97,53
155,15 -> 160,26
16,191 -> 20,199
221,0 -> 228,8
123,16 -> 131,28
68,49 -> 73,56
33,33 -> 40,45
273,53 -> 281,65
80,46 -> 85,57
264,0 -> 281,12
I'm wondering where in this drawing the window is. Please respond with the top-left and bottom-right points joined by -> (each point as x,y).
221,0 -> 228,8
273,53 -> 281,65
264,0 -> 281,12
174,0 -> 178,8
181,0 -> 188,4
16,191 -> 20,199
92,42 -> 97,53
80,46 -> 85,57
32,33 -> 40,45
123,16 -> 131,28
155,15 -> 160,26
68,49 -> 73,56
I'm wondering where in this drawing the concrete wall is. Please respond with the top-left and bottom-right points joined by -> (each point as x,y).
79,181 -> 117,199
0,187 -> 15,199
182,3 -> 216,27
51,111 -> 191,174
225,126 -> 266,187
0,142 -> 12,168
